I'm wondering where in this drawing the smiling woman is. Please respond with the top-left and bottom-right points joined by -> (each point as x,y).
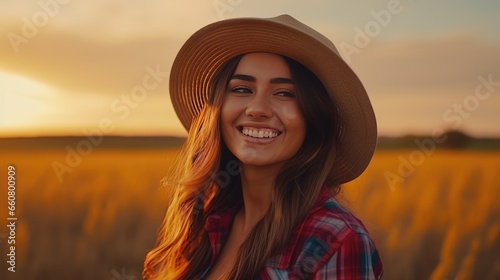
144,15 -> 382,279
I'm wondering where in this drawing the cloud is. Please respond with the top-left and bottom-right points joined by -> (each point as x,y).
339,33 -> 500,137
350,33 -> 500,94
0,0 -> 224,97
0,26 -> 182,95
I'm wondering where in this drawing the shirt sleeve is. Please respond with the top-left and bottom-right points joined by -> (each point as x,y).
313,233 -> 383,279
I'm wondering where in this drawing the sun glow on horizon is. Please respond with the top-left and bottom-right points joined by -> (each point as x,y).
0,72 -> 58,136
0,72 -> 188,138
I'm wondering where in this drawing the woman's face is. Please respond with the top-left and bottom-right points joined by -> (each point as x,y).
221,52 -> 306,168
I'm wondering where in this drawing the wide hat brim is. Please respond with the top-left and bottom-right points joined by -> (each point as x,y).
170,14 -> 377,184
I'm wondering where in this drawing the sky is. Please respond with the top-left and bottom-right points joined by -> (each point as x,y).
1,0 -> 499,138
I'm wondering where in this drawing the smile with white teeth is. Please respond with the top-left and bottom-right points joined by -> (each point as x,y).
241,127 -> 281,138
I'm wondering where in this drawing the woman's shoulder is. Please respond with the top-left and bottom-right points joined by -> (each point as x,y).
306,194 -> 372,240
266,189 -> 381,276
298,187 -> 374,240
295,192 -> 376,255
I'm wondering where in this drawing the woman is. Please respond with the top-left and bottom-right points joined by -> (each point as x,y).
144,15 -> 382,279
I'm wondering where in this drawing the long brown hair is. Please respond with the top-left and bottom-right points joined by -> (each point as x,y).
143,54 -> 341,279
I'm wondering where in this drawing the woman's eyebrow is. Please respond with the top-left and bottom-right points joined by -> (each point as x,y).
231,74 -> 255,82
230,74 -> 293,84
270,77 -> 293,84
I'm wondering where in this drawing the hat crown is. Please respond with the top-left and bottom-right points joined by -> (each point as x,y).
272,14 -> 341,56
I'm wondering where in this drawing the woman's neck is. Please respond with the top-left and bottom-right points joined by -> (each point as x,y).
237,163 -> 282,232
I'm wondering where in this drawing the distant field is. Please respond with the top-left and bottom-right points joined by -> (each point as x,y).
0,147 -> 499,280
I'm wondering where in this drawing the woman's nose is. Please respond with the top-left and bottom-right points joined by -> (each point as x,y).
245,91 -> 273,118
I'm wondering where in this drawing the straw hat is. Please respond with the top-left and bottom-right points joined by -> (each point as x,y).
169,14 -> 377,184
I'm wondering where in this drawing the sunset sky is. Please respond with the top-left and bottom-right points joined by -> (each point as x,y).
1,0 -> 499,137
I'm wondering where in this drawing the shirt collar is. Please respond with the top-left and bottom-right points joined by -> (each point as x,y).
205,206 -> 237,264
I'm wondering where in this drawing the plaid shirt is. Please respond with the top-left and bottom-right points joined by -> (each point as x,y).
202,188 -> 383,279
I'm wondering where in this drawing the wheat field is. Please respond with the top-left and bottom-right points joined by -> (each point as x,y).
0,147 -> 499,280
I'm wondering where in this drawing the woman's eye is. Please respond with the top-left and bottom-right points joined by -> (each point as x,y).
276,91 -> 295,97
230,87 -> 251,94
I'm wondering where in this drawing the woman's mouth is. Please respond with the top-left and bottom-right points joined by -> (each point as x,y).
238,127 -> 282,139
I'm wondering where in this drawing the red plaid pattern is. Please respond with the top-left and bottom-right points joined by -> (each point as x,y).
201,188 -> 383,279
